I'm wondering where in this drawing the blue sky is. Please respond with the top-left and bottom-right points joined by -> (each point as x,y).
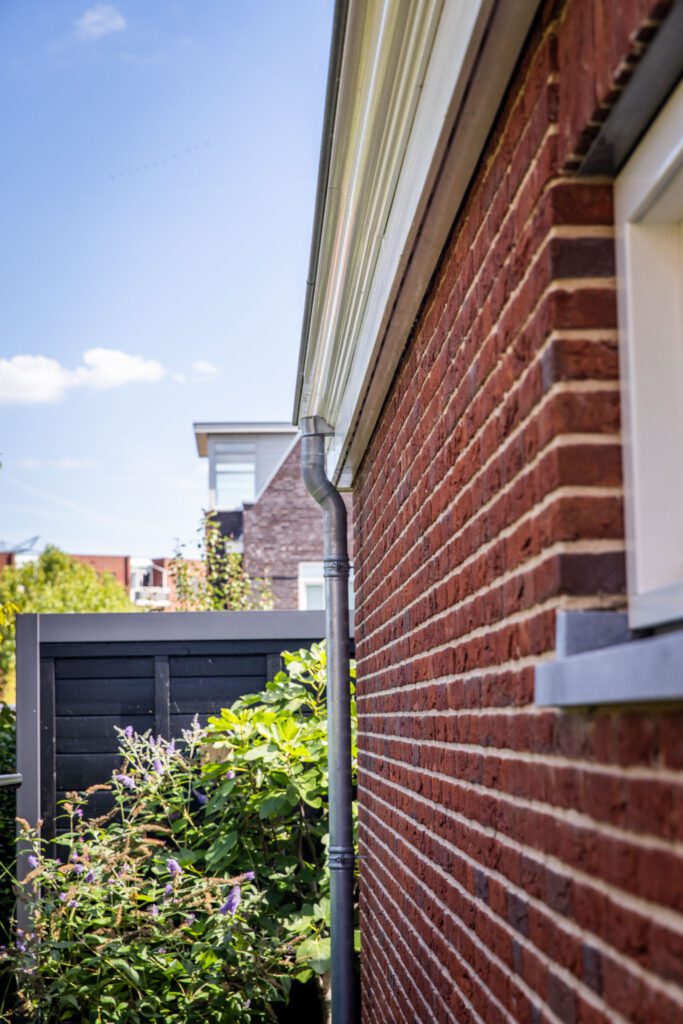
0,1 -> 333,556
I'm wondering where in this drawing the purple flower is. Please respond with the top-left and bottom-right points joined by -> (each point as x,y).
192,789 -> 208,805
243,871 -> 255,882
27,855 -> 38,870
153,759 -> 164,774
168,739 -> 176,753
16,942 -> 26,953
114,773 -> 136,791
167,858 -> 182,878
75,808 -> 84,818
67,900 -> 78,909
168,810 -> 181,821
124,725 -> 134,740
226,770 -> 236,780
164,883 -> 173,896
70,852 -> 79,863
73,864 -> 84,875
58,893 -> 67,902
219,885 -> 241,915
84,870 -> 95,884
149,905 -> 159,919
185,913 -> 196,925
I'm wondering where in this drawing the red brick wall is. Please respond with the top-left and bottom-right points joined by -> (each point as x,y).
353,2 -> 683,1021
243,439 -> 353,609
0,552 -> 131,586
70,554 -> 130,587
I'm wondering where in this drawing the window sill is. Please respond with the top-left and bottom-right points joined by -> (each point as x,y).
534,610 -> 683,707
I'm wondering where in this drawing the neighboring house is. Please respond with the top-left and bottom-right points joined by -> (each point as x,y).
295,2 -> 683,1022
194,421 -> 353,609
0,550 -> 177,610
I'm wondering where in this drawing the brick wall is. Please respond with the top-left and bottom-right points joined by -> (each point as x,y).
0,551 -> 132,587
71,554 -> 131,587
242,439 -> 353,609
353,2 -> 683,1022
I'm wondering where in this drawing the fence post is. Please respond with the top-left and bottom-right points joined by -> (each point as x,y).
16,614 -> 41,931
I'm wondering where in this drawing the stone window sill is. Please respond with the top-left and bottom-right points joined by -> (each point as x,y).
534,611 -> 683,707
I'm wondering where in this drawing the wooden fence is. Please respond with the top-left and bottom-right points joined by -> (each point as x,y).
16,611 -> 329,839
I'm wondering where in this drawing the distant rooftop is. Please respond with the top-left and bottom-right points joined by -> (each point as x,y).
193,421 -> 297,457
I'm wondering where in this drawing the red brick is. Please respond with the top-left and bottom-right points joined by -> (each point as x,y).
351,1 -> 683,1020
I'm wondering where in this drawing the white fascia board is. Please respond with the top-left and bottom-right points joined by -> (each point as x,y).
297,0 -> 542,486
194,422 -> 297,457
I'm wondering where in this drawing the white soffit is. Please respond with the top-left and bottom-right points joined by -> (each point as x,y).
297,0 -> 541,486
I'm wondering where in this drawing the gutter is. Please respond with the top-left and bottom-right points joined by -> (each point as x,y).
292,0 -> 350,425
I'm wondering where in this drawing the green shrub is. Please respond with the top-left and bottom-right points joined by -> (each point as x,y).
0,643 -> 357,1023
0,704 -> 17,901
1,724 -> 284,1023
199,642 -> 358,1012
0,704 -> 16,1011
0,550 -> 134,702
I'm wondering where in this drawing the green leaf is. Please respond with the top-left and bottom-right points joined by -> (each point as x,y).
296,936 -> 331,975
110,958 -> 141,988
206,830 -> 238,865
258,794 -> 288,819
243,742 -> 277,761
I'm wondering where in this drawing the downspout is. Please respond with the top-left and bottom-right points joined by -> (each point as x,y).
300,416 -> 356,1024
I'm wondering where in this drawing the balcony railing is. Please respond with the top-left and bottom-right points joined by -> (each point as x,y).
129,586 -> 171,608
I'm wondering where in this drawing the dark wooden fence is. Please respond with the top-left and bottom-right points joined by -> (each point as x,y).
16,612 -> 328,840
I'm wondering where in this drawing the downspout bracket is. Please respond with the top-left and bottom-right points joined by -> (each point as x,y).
324,558 -> 350,578
329,847 -> 356,870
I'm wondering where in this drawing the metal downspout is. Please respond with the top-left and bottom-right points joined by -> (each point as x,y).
300,416 -> 356,1024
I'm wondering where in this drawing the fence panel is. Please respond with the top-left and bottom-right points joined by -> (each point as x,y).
17,611 -> 331,840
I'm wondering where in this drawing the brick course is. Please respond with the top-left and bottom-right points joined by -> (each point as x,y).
352,1 -> 683,1020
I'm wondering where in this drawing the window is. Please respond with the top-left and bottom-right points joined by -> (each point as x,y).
297,561 -> 355,611
298,562 -> 325,610
212,444 -> 255,510
616,78 -> 683,628
215,463 -> 255,509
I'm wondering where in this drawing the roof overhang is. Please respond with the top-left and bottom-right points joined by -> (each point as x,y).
293,0 -> 542,486
193,421 -> 297,457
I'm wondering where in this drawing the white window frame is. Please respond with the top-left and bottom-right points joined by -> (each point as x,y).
298,561 -> 325,611
208,441 -> 256,511
615,78 -> 683,629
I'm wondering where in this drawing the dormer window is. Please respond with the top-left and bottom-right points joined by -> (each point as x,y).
213,443 -> 256,510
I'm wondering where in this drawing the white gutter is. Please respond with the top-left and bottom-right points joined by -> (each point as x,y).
294,0 -> 542,487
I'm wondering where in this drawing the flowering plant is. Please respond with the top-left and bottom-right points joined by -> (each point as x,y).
1,724 -> 283,1023
200,643 -> 359,1013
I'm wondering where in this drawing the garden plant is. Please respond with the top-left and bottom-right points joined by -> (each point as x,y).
171,511 -> 273,612
0,642 -> 357,1023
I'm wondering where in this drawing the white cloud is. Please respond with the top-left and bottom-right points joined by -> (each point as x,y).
0,355 -> 71,404
74,348 -> 165,390
17,457 -> 96,470
191,360 -> 221,381
0,348 -> 165,405
75,4 -> 126,41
